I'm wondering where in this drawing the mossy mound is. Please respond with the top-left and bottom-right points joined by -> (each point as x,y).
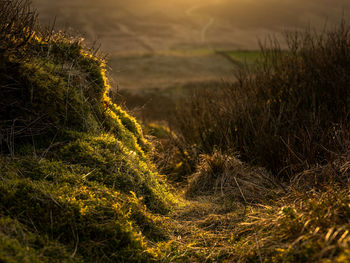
0,33 -> 149,156
0,155 -> 169,262
0,12 -> 174,262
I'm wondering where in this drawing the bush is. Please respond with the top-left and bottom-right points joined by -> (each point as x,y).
172,21 -> 350,178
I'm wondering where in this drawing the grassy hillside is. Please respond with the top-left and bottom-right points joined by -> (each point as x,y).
2,1 -> 350,263
0,1 -> 175,262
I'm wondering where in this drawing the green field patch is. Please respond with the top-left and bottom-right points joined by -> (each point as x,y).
221,50 -> 262,64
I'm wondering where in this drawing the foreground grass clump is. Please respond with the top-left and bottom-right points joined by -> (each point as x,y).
0,1 -> 174,262
186,150 -> 279,202
152,153 -> 350,262
231,186 -> 350,262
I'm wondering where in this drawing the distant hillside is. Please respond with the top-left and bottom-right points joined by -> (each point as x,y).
31,0 -> 350,53
30,0 -> 350,93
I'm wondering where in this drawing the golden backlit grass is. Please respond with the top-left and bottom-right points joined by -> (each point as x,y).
0,1 -> 175,262
2,1 -> 350,262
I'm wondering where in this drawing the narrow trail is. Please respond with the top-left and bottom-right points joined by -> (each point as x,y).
201,17 -> 215,43
185,2 -> 217,43
162,196 -> 246,261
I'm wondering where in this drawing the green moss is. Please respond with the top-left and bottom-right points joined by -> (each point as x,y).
0,216 -> 78,263
55,132 -> 172,213
0,23 -> 175,262
0,155 -> 170,262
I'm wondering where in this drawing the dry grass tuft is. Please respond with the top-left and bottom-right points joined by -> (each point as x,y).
186,151 -> 282,202
292,150 -> 350,191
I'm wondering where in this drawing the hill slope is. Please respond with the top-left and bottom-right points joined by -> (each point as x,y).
2,2 -> 350,263
0,2 -> 174,262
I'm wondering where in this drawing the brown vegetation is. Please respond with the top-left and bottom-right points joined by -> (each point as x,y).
170,21 -> 350,179
186,150 -> 281,202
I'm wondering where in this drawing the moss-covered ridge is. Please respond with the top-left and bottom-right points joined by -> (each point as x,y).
0,30 -> 175,262
2,33 -> 149,156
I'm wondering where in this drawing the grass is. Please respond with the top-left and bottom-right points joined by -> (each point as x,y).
168,22 -> 350,178
2,1 -> 350,262
186,150 -> 279,202
134,20 -> 350,262
149,179 -> 350,262
0,1 -> 175,261
146,151 -> 350,262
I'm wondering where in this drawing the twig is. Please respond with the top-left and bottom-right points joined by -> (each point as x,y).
234,176 -> 247,203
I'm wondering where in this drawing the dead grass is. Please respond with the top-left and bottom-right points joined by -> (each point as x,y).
292,150 -> 350,191
156,179 -> 350,262
186,151 -> 282,203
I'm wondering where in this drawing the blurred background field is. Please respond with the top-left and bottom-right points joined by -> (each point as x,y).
31,0 -> 349,93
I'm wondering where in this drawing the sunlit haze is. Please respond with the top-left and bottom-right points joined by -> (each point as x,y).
32,0 -> 349,52
32,0 -> 349,90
